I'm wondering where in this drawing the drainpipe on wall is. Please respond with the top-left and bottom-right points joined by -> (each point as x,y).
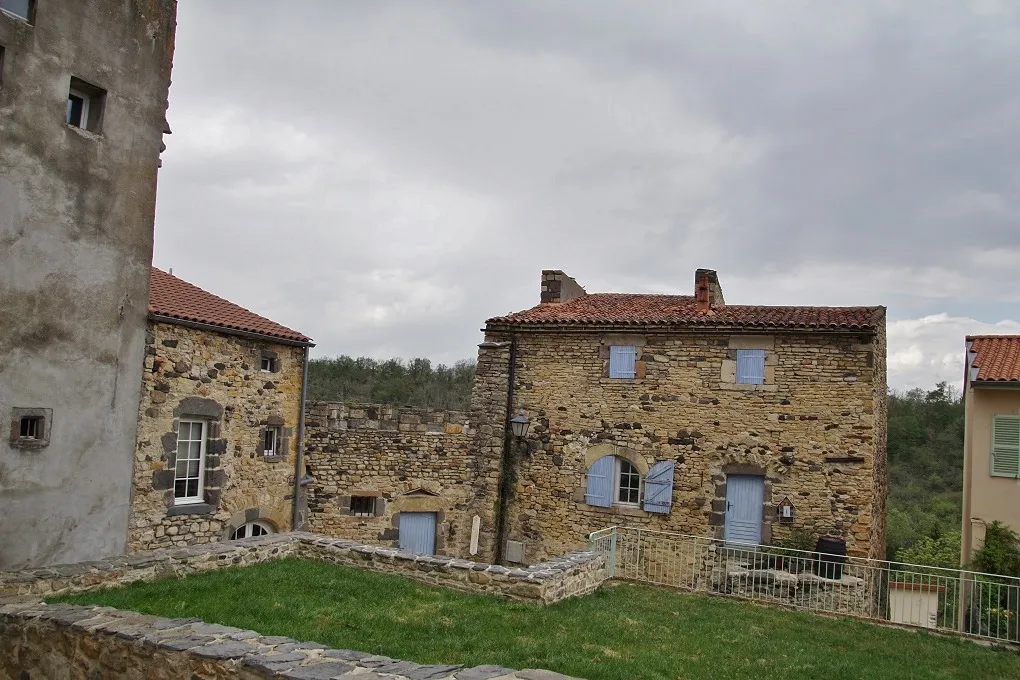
292,345 -> 311,532
493,332 -> 518,565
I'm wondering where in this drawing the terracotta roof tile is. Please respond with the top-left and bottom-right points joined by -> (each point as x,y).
487,293 -> 884,330
968,335 -> 1020,382
148,267 -> 312,344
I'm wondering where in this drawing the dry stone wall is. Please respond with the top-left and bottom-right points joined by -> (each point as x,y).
303,402 -> 500,559
473,328 -> 887,563
129,322 -> 304,552
0,601 -> 584,679
0,533 -> 607,606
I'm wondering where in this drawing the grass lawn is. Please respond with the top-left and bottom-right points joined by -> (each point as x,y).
56,558 -> 1020,680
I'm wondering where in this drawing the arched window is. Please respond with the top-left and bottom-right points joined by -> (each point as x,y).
229,520 -> 274,540
585,454 -> 675,514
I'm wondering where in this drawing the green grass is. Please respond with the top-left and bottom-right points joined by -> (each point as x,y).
55,558 -> 1020,680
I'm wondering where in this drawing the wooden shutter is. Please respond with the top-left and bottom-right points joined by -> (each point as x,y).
609,346 -> 637,379
991,415 -> 1020,478
643,460 -> 675,514
585,455 -> 614,507
736,349 -> 766,385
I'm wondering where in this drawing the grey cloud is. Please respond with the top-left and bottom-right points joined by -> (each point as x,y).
154,1 -> 1020,387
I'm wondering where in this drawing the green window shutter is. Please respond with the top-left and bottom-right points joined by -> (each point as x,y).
991,415 -> 1020,478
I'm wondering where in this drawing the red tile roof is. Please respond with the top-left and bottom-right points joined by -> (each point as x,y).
487,294 -> 884,330
148,267 -> 312,344
968,335 -> 1020,382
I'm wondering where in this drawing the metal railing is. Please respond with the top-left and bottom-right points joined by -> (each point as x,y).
589,526 -> 1020,644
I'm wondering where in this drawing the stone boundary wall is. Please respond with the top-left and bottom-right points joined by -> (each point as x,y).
0,600 -> 582,680
0,533 -> 608,606
300,535 -> 607,604
0,534 -> 300,599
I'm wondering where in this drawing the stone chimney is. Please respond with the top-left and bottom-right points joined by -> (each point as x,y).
694,269 -> 724,313
541,270 -> 586,304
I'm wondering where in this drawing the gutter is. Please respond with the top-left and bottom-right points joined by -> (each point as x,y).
149,313 -> 314,348
493,333 -> 518,565
481,323 -> 880,336
292,344 -> 311,531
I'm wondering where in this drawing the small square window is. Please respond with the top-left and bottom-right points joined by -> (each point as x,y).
350,496 -> 375,517
260,356 -> 276,372
66,77 -> 106,134
19,416 -> 41,439
263,426 -> 280,457
608,346 -> 637,379
9,407 -> 51,449
0,0 -> 34,22
735,349 -> 766,385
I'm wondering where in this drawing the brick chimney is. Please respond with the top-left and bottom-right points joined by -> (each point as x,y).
694,269 -> 724,313
541,270 -> 586,304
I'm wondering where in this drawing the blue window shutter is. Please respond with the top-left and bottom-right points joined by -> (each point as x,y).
736,349 -> 766,385
609,346 -> 637,379
991,415 -> 1020,478
643,460 -> 675,514
585,455 -> 614,507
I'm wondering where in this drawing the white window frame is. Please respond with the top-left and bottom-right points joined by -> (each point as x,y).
67,87 -> 91,129
174,419 -> 207,504
263,426 -> 280,457
260,356 -> 275,372
0,0 -> 33,22
614,457 -> 642,507
19,416 -> 42,439
229,520 -> 274,540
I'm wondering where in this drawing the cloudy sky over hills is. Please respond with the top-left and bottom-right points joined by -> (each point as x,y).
153,1 -> 1020,391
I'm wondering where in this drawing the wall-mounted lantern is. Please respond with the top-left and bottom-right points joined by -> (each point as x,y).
510,410 -> 533,455
510,410 -> 531,439
777,497 -> 795,524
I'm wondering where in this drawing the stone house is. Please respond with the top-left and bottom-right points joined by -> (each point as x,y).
473,268 -> 888,562
0,0 -> 176,569
960,336 -> 1020,567
128,268 -> 313,551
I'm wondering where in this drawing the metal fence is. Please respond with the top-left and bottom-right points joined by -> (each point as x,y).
589,526 -> 1020,644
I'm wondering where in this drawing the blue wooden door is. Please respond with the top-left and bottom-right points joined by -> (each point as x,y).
399,512 -> 436,555
724,475 -> 764,545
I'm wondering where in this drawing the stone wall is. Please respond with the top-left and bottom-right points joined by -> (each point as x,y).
473,328 -> 887,563
303,402 -> 500,559
0,533 -> 608,607
129,322 -> 305,552
0,600 -> 582,679
0,535 -> 299,599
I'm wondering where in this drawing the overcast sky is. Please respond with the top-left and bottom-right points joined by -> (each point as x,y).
152,1 -> 1020,391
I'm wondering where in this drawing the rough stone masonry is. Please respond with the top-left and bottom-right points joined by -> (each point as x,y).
303,268 -> 887,564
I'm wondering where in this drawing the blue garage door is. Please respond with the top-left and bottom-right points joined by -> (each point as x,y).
724,475 -> 764,545
398,512 -> 436,555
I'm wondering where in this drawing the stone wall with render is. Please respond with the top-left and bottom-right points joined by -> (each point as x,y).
0,533 -> 608,607
0,601 -> 583,679
473,327 -> 887,563
128,321 -> 305,552
303,402 -> 501,559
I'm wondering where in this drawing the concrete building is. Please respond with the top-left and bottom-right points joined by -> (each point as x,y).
0,0 -> 176,568
960,335 -> 1020,567
129,268 -> 313,551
